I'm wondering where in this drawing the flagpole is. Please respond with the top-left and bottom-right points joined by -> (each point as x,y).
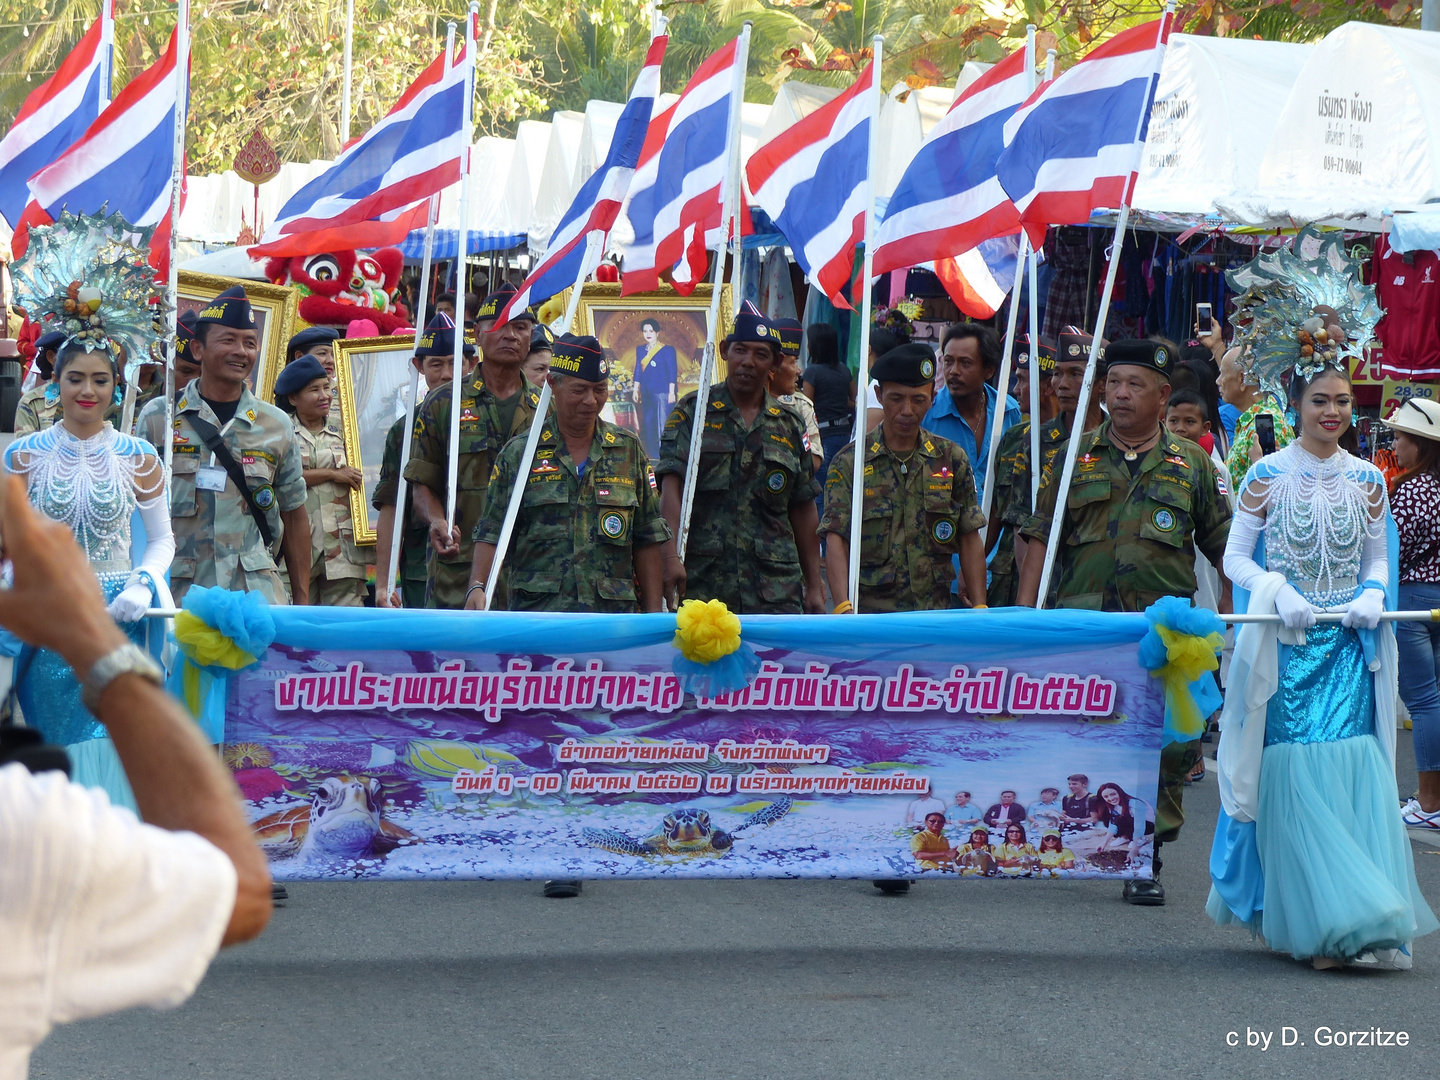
1028,47 -> 1056,506
676,23 -> 751,561
380,190 -> 441,606
340,0 -> 356,145
99,0 -> 114,105
845,37 -> 883,613
445,6 -> 477,540
1035,6 -> 1173,609
163,0 -> 190,479
977,25 -> 1036,528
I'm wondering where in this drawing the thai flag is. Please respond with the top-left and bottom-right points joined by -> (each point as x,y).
498,36 -> 667,326
934,235 -> 1020,320
996,15 -> 1173,246
746,63 -> 873,309
12,24 -> 181,272
253,43 -> 469,257
0,3 -> 110,230
621,38 -> 742,296
872,48 -> 1029,279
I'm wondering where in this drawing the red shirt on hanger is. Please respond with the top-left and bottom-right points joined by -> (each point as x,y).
1374,232 -> 1440,381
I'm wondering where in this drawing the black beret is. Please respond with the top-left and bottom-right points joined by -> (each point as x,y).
1012,334 -> 1057,375
871,343 -> 938,388
416,312 -> 476,358
287,326 -> 339,360
1104,338 -> 1175,379
772,317 -> 804,356
549,334 -> 608,382
530,323 -> 555,354
35,329 -> 67,352
274,355 -> 329,398
195,284 -> 256,329
728,301 -> 784,351
475,283 -> 536,326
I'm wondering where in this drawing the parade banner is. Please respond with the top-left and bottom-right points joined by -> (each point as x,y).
223,609 -> 1168,883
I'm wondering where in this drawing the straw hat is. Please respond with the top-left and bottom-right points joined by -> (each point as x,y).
1383,398 -> 1440,442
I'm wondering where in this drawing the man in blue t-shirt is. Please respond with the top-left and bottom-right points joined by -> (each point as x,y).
921,322 -> 1020,508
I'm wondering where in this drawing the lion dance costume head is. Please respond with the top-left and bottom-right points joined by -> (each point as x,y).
263,248 -> 411,334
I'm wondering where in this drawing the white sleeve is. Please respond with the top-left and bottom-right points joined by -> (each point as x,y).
0,763 -> 236,1043
1360,522 -> 1388,591
131,493 -> 177,585
1221,508 -> 1267,594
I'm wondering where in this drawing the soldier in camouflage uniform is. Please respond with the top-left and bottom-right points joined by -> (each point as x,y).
656,306 -> 825,615
171,309 -> 202,399
468,335 -> 671,613
11,330 -> 66,435
1017,338 -> 1232,906
373,315 -> 477,607
821,343 -> 986,613
403,289 -> 540,608
137,285 -> 311,605
274,356 -> 368,606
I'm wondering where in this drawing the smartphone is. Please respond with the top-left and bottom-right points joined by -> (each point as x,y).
1196,302 -> 1214,334
1256,413 -> 1276,456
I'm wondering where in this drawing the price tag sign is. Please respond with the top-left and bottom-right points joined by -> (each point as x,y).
1381,379 -> 1438,417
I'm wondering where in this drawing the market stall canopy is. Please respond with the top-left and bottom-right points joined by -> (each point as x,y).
396,135 -> 524,259
505,120 -> 551,245
526,110 -> 586,256
1219,22 -> 1440,230
1131,34 -> 1312,221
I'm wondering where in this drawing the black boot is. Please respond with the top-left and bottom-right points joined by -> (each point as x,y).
543,879 -> 583,898
872,880 -> 912,895
1122,840 -> 1164,905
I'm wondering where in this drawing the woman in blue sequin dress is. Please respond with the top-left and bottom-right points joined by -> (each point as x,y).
4,346 -> 173,812
1209,364 -> 1437,969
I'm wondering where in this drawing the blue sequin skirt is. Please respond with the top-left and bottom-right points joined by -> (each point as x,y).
15,572 -> 151,814
1208,624 -> 1439,959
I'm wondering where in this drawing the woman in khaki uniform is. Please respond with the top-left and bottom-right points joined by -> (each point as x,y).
274,356 -> 368,605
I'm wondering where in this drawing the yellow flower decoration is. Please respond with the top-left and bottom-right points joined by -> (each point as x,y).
673,598 -> 742,665
1153,624 -> 1224,741
536,296 -> 567,326
174,610 -> 260,670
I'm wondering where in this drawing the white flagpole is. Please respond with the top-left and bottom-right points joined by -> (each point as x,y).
480,232 -> 598,611
340,0 -> 356,145
162,0 -> 190,479
382,189 -> 442,605
99,0 -> 114,105
977,24 -> 1036,527
1028,47 -> 1056,507
676,24 -> 751,561
444,6 -> 477,538
1035,6 -> 1173,609
845,39 -> 884,612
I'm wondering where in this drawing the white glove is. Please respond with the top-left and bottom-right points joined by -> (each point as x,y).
108,581 -> 154,622
1274,583 -> 1316,630
1341,587 -> 1386,630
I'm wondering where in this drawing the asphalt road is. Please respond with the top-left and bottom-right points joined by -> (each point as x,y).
31,737 -> 1440,1080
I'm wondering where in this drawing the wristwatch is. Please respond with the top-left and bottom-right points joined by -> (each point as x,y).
81,642 -> 164,713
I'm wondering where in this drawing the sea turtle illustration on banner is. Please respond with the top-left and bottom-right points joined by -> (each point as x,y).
583,796 -> 792,858
252,775 -> 416,861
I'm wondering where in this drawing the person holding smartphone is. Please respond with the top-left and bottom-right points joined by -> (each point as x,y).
1217,344 -> 1293,493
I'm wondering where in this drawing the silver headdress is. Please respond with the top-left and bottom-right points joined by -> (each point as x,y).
1224,225 -> 1382,395
11,210 -> 167,384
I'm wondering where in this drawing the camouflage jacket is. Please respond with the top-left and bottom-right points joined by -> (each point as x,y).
137,379 -> 307,604
988,414 -> 1068,591
655,383 -> 822,614
11,385 -> 61,436
475,418 -> 671,612
819,426 -> 985,612
402,366 -> 541,580
292,421 -> 368,581
1020,420 -> 1232,612
372,413 -> 429,586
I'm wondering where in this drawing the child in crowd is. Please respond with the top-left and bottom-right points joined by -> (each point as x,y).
1165,389 -> 1214,454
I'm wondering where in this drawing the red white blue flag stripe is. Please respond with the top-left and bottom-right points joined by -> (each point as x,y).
13,25 -> 180,265
0,5 -> 109,230
872,48 -> 1029,278
254,43 -> 469,256
934,235 -> 1019,320
621,39 -> 740,296
996,16 -> 1172,246
746,62 -> 873,308
498,36 -> 667,326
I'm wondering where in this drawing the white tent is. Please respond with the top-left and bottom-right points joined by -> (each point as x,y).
1131,34 -> 1312,220
178,159 -> 334,245
527,110 -> 586,256
573,100 -> 624,192
1220,22 -> 1440,229
505,119 -> 551,241
397,136 -> 523,259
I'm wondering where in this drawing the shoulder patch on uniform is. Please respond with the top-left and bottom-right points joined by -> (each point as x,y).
768,406 -> 781,416
604,432 -> 616,444
1151,506 -> 1177,532
1164,454 -> 1191,468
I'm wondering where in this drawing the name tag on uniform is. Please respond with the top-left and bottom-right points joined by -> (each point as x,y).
196,465 -> 228,492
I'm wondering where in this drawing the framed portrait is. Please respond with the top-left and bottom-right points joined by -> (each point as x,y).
176,271 -> 300,399
559,283 -> 732,453
332,336 -> 420,546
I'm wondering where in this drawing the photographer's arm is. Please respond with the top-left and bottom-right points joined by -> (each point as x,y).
0,476 -> 271,946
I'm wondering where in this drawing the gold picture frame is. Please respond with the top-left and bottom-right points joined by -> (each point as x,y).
176,271 -> 300,400
558,282 -> 732,457
332,335 -> 420,546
